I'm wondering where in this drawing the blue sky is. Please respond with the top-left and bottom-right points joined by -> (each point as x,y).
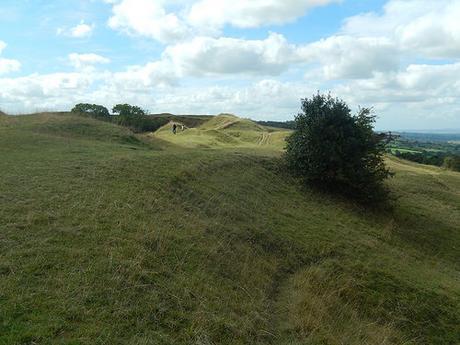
0,0 -> 459,130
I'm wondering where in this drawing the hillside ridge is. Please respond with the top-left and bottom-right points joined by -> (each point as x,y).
0,112 -> 459,345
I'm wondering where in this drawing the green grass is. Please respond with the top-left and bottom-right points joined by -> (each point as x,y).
0,113 -> 459,345
153,114 -> 290,151
151,114 -> 214,129
389,147 -> 421,154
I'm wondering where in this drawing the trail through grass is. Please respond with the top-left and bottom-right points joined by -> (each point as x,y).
0,113 -> 459,344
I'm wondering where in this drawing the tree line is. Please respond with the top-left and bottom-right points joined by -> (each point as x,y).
71,103 -> 169,133
392,150 -> 460,171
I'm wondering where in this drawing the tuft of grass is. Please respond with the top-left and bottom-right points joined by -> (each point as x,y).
0,113 -> 459,344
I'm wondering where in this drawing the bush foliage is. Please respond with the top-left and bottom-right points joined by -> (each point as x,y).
112,104 -> 168,133
112,104 -> 146,117
71,103 -> 169,133
71,103 -> 110,120
443,156 -> 460,172
285,93 -> 392,203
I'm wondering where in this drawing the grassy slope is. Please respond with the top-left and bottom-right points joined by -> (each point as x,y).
153,114 -> 290,150
0,113 -> 459,345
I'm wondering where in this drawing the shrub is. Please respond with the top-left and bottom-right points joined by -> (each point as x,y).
112,104 -> 146,117
285,93 -> 393,203
443,156 -> 460,172
112,104 -> 168,133
71,103 -> 110,120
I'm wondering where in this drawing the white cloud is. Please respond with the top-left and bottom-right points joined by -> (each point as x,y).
2,59 -> 460,130
95,33 -> 306,86
327,61 -> 460,128
148,32 -> 400,80
68,53 -> 110,70
0,41 -> 21,75
343,0 -> 460,59
57,21 -> 95,38
3,0 -> 460,129
146,79 -> 313,118
110,60 -> 178,90
299,36 -> 400,79
188,0 -> 340,30
0,59 -> 20,75
106,0 -> 340,43
163,33 -> 300,77
0,72 -> 98,111
108,0 -> 189,43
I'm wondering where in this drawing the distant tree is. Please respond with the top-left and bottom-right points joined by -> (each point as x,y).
112,104 -> 146,128
71,103 -> 110,120
257,120 -> 296,130
285,93 -> 393,203
112,104 -> 167,133
443,156 -> 460,172
112,104 -> 146,117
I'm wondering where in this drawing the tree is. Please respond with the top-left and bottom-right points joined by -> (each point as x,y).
112,104 -> 146,117
111,104 -> 167,132
285,93 -> 393,203
112,104 -> 146,128
71,103 -> 110,119
443,156 -> 460,172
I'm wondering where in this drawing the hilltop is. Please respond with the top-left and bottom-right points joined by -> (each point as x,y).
0,112 -> 459,345
154,113 -> 289,150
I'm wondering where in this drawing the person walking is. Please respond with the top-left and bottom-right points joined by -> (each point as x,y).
172,123 -> 177,134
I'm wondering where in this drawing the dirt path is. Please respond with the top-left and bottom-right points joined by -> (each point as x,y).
258,132 -> 271,145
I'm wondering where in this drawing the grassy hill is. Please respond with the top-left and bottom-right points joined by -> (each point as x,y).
0,113 -> 459,345
153,114 -> 289,150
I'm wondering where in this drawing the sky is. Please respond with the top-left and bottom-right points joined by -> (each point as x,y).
0,0 -> 459,130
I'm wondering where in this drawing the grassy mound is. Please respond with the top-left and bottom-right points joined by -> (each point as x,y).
2,112 -> 149,147
199,114 -> 265,131
154,114 -> 290,150
151,114 -> 214,128
0,113 -> 459,344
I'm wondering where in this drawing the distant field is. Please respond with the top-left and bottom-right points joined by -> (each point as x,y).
389,147 -> 420,154
1,113 -> 459,345
388,133 -> 460,169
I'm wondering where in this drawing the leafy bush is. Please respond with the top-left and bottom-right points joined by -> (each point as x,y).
112,104 -> 146,117
116,115 -> 169,133
285,93 -> 392,203
71,103 -> 110,120
112,104 -> 168,133
443,156 -> 460,172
